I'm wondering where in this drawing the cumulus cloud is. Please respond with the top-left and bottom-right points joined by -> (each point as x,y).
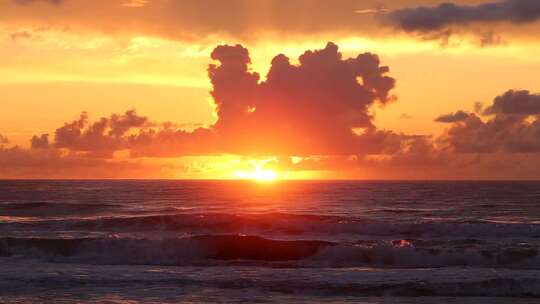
435,110 -> 471,123
444,114 -> 540,153
483,89 -> 540,115
53,110 -> 150,157
438,89 -> 540,153
474,101 -> 484,114
36,42 -> 401,158
385,0 -> 540,33
208,42 -> 397,155
31,134 -> 50,149
41,43 -> 540,166
16,40 -> 540,178
31,108 -> 218,158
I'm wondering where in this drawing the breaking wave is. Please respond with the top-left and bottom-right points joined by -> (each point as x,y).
1,235 -> 538,268
3,212 -> 540,239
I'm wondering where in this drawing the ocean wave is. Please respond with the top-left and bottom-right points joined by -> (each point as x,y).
0,201 -> 121,217
3,212 -> 540,239
0,235 -> 538,268
3,270 -> 540,298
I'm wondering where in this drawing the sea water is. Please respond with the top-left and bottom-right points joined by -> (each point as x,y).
1,180 -> 539,303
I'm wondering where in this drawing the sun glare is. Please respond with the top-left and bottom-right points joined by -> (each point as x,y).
234,166 -> 279,182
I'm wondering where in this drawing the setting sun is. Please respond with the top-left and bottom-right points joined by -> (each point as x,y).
234,167 -> 279,182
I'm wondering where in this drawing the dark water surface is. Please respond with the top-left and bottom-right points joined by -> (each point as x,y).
1,180 -> 540,303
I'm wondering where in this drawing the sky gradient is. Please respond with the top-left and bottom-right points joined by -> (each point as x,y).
2,0 -> 540,179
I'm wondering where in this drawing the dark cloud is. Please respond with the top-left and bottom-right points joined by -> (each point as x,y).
16,38 -> 540,178
38,42 -> 400,158
358,146 -> 540,180
208,42 -> 396,155
278,135 -> 540,180
438,90 -> 540,153
440,114 -> 540,153
54,110 -> 150,157
128,127 -> 218,157
0,146 -> 171,179
31,134 -> 50,149
435,110 -> 471,123
483,89 -> 540,115
36,44 -> 530,162
3,0 -> 539,45
385,0 -> 540,32
474,101 -> 484,114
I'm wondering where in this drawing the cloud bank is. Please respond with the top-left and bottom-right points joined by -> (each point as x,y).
435,110 -> 471,123
386,0 -> 540,32
30,42 -> 403,158
2,43 -> 540,179
439,89 -> 540,153
1,0 -> 383,42
483,90 -> 540,115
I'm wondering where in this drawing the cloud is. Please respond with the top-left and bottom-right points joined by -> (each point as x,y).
13,39 -> 540,179
37,42 -> 401,158
34,43 -> 533,165
385,0 -> 540,33
0,134 -> 9,145
483,89 -> 540,115
442,114 -> 540,153
0,146 -> 171,179
0,0 -> 387,42
31,134 -> 50,149
435,110 -> 471,123
474,101 -> 484,114
208,42 -> 396,155
278,135 -> 540,180
53,110 -> 150,157
4,0 -> 540,46
438,90 -> 540,153
10,30 -> 32,42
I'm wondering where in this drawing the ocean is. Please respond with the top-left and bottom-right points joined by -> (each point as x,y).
0,180 -> 539,303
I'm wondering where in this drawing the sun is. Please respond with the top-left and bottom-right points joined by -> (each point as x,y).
251,169 -> 278,182
234,166 -> 279,182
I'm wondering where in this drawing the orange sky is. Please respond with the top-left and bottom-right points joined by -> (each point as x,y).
2,0 -> 540,179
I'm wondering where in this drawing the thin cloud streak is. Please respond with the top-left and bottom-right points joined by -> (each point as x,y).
385,0 -> 540,32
